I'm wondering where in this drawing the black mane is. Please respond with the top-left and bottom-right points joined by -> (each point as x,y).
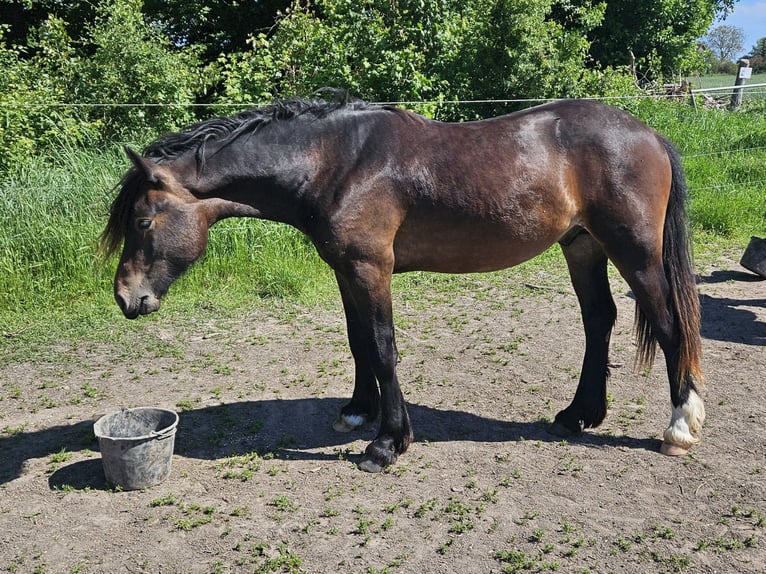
144,97 -> 381,164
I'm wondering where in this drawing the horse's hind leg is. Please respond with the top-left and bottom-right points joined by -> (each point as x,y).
332,272 -> 381,432
621,264 -> 705,455
552,232 -> 617,436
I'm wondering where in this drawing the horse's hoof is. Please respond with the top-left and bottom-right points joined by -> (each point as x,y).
549,421 -> 581,438
548,422 -> 572,437
358,457 -> 385,473
332,413 -> 366,433
660,442 -> 689,456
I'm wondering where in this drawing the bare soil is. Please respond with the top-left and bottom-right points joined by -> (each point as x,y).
1,254 -> 765,574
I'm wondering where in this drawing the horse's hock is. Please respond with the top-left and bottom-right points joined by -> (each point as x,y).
740,236 -> 766,278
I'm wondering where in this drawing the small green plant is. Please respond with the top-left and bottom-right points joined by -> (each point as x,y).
652,524 -> 676,540
271,495 -> 298,513
150,493 -> 177,507
615,537 -> 632,552
174,504 -> 215,531
217,452 -> 262,481
47,448 -> 73,474
493,549 -> 535,573
176,397 -> 202,411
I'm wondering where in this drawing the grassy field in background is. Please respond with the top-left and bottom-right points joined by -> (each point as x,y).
1,98 -> 765,353
688,72 -> 766,90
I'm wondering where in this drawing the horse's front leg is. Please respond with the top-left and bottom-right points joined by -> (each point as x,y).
336,264 -> 413,473
332,272 -> 380,432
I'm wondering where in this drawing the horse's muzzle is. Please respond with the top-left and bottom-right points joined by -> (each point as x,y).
115,291 -> 161,319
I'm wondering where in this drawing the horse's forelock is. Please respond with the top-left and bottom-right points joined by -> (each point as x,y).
100,169 -> 143,258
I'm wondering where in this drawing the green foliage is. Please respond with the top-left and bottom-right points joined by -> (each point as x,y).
748,38 -> 766,73
219,0 -> 635,119
0,19 -> 97,170
635,99 -> 766,237
72,0 -> 201,140
586,0 -> 719,79
0,145 -> 119,313
0,0 -> 201,169
142,0 -> 290,61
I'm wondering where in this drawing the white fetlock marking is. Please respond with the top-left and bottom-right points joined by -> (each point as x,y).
333,413 -> 366,433
663,390 -> 705,451
341,414 -> 366,428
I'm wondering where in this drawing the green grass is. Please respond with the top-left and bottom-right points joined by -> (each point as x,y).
633,99 -> 766,237
687,72 -> 766,108
1,100 -> 765,355
687,73 -> 766,92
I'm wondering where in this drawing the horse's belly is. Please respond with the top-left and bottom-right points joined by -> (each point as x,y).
392,221 -> 561,274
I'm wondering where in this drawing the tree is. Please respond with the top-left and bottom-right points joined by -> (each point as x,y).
582,0 -> 722,79
143,0 -> 290,61
0,0 -> 201,168
73,0 -> 201,138
219,0 -> 634,120
0,0 -> 98,48
749,37 -> 766,72
703,24 -> 745,63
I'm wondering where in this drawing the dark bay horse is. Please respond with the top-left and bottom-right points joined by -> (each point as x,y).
101,97 -> 705,472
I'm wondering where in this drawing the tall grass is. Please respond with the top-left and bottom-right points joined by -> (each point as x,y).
687,73 -> 766,95
635,99 -> 766,238
0,146 -> 117,312
1,100 -> 765,347
0,144 -> 334,341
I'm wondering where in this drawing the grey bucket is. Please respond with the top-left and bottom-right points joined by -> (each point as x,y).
93,407 -> 179,490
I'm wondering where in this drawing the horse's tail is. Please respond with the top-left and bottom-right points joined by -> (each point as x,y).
634,137 -> 704,389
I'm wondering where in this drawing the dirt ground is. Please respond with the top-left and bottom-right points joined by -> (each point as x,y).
1,253 -> 764,574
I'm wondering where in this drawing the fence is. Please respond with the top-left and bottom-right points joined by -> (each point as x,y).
690,82 -> 766,110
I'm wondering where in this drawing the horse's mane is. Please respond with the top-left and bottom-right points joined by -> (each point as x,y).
145,97 -> 381,164
100,96 -> 389,258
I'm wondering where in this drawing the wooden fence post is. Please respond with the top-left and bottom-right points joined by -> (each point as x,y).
730,58 -> 751,110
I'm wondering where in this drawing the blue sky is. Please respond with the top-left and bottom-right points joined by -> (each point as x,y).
718,0 -> 766,54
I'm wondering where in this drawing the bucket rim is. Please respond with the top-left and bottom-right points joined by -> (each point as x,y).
94,406 -> 179,441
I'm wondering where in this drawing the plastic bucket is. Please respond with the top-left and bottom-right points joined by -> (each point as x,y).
93,407 -> 179,490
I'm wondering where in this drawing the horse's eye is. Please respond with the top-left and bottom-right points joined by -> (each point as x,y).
136,218 -> 152,231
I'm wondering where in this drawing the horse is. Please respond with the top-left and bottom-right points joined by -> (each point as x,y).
101,96 -> 705,473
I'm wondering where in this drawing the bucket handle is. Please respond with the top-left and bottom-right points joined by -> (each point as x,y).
150,425 -> 177,439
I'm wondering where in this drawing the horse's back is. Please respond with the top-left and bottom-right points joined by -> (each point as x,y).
386,100 -> 670,273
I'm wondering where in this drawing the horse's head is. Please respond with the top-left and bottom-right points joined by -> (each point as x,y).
100,148 -> 215,319
103,146 -> 263,319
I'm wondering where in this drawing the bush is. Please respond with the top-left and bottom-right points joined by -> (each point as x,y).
72,0 -> 201,140
0,0 -> 202,170
218,0 -> 632,121
0,19 -> 99,170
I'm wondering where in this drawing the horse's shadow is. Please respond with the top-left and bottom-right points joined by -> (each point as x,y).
3,398 -> 659,490
698,270 -> 766,346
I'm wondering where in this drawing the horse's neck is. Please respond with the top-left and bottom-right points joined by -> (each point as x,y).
189,140 -> 317,231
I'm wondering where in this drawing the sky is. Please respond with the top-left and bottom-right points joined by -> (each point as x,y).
719,0 -> 766,54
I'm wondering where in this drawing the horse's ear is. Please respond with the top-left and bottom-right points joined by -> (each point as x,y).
202,198 -> 261,225
124,146 -> 161,185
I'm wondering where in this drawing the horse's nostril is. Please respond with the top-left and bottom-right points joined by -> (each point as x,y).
115,293 -> 128,313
